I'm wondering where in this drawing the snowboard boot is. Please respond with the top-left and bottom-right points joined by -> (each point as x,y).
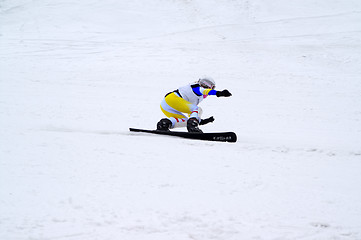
156,118 -> 172,131
187,118 -> 203,133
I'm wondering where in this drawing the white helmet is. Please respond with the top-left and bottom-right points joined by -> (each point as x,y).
198,76 -> 216,89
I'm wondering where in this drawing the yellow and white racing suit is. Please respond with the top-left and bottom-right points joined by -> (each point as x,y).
160,83 -> 217,128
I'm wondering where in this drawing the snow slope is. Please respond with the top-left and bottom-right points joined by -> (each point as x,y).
1,0 -> 361,239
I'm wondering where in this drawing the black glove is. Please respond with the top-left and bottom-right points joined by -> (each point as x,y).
216,89 -> 232,97
199,116 -> 215,125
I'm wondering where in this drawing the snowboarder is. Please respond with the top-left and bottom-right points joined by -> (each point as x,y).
157,77 -> 232,133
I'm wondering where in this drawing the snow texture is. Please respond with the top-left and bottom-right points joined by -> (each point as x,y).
1,0 -> 361,239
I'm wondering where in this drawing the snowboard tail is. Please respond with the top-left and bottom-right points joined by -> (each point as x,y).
129,128 -> 237,143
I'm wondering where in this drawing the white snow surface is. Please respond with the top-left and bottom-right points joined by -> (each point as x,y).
1,0 -> 361,239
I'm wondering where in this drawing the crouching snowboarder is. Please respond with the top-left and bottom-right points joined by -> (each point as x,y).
157,77 -> 232,133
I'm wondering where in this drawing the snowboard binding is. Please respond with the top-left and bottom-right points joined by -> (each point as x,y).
187,118 -> 203,133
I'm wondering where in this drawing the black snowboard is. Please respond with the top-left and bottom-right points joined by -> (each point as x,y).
129,128 -> 237,143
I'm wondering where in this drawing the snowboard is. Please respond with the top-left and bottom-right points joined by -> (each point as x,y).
129,128 -> 237,143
